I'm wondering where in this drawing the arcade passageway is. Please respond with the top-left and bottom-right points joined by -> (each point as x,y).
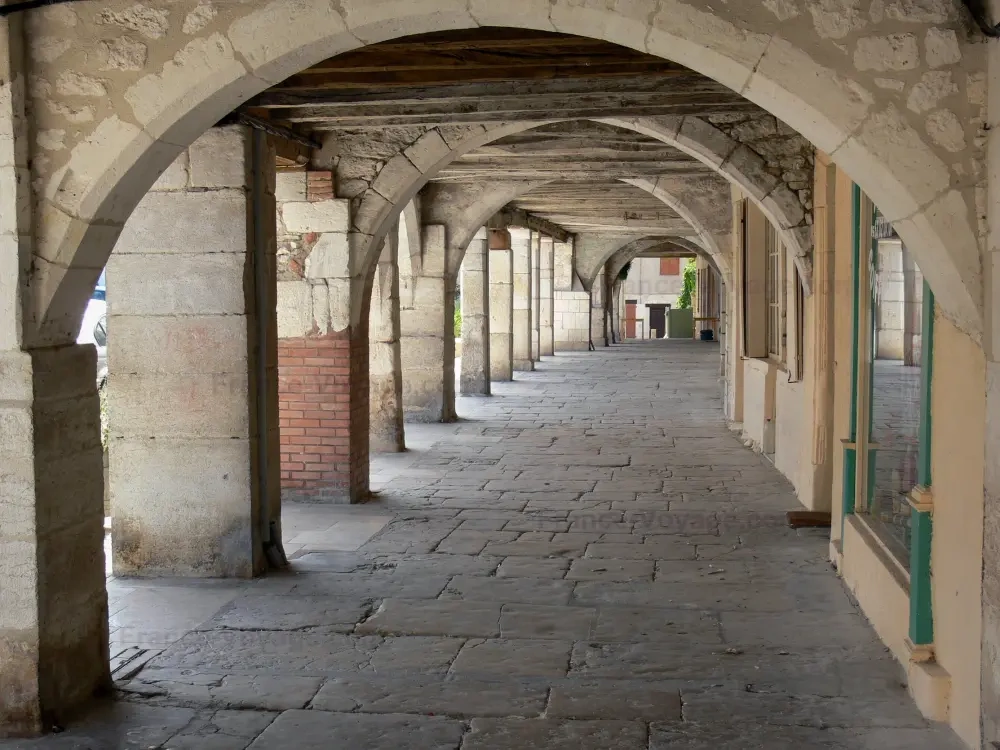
4,342 -> 962,749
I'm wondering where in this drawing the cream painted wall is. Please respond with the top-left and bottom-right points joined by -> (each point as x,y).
774,378 -> 811,497
930,312 -> 985,748
741,359 -> 775,453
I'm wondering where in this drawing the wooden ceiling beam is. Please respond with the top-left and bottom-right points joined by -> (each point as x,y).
251,73 -> 734,107
487,207 -> 572,243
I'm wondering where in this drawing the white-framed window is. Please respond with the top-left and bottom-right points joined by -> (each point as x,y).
764,222 -> 785,362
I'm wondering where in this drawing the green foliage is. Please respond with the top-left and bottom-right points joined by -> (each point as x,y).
617,260 -> 632,281
454,305 -> 462,338
99,382 -> 109,450
677,259 -> 696,309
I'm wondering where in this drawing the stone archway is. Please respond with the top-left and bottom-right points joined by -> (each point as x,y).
17,1 -> 984,348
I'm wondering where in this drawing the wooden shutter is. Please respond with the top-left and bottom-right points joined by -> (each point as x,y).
742,201 -> 769,358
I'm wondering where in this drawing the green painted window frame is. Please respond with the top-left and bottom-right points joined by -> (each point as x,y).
843,186 -> 935,646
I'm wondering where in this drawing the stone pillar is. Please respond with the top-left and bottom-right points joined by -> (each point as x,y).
489,229 -> 515,382
401,224 -> 455,421
461,230 -> 491,395
108,126 -> 279,576
531,230 -> 541,361
512,228 -> 534,371
0,24 -> 109,730
591,268 -> 608,347
275,171 -> 369,503
0,347 -> 110,733
982,34 -> 1000,746
369,231 -> 404,453
540,235 -> 555,356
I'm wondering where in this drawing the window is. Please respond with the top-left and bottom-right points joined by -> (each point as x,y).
659,257 -> 680,276
764,222 -> 785,361
743,199 -> 787,364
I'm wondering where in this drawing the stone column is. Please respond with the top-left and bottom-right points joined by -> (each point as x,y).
275,171 -> 369,504
591,268 -> 608,347
401,224 -> 455,421
0,24 -> 109,729
982,36 -> 1000,745
540,235 -> 555,356
0,347 -> 110,733
461,230 -> 491,395
369,231 -> 404,453
108,126 -> 279,576
512,228 -> 534,371
531,230 -> 541,361
489,229 -> 515,381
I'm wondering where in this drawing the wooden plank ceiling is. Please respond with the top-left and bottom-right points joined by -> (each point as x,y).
247,28 -> 758,128
249,28 -> 749,244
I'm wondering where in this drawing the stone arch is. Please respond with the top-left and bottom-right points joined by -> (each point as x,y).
25,2 -> 984,347
603,116 -> 809,268
419,180 -> 552,280
607,238 -> 719,284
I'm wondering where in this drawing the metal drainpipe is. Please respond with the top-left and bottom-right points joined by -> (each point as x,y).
250,128 -> 287,570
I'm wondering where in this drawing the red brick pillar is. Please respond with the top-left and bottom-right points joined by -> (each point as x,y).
275,170 -> 369,503
277,329 -> 368,503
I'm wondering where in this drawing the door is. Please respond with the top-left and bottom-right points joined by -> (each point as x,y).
648,305 -> 666,338
625,300 -> 637,338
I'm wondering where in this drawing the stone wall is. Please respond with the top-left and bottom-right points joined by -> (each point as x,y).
554,291 -> 591,351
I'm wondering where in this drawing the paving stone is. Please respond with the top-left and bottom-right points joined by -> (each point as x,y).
281,572 -> 450,600
591,607 -> 722,643
499,604 -> 596,640
311,674 -> 547,716
584,539 -> 697,561
368,636 -> 465,674
126,673 -> 322,711
366,553 -> 501,577
567,558 -> 655,581
436,529 -> 520,554
463,718 -> 648,749
653,560 -> 751,583
3,702 -> 196,749
442,575 -> 575,604
198,595 -> 368,632
482,539 -> 591,558
245,710 -> 465,749
496,556 -> 570,579
547,680 -> 682,720
147,631 -> 380,675
357,598 -> 501,637
451,639 -> 572,677
680,688 -> 931,728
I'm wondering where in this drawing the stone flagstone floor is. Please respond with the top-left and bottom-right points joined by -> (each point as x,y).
5,341 -> 964,749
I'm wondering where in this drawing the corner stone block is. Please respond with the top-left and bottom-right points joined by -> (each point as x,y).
282,199 -> 350,233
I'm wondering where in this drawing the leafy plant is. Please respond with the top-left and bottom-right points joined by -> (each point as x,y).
617,260 -> 632,281
454,305 -> 462,338
677,259 -> 696,309
99,383 -> 109,450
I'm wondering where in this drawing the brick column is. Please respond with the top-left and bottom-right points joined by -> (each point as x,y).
275,171 -> 368,503
461,230 -> 491,395
369,231 -> 404,452
531,230 -> 541,361
108,126 -> 279,576
512,228 -> 534,371
489,229 -> 514,381
402,225 -> 456,421
540,235 -> 555,356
